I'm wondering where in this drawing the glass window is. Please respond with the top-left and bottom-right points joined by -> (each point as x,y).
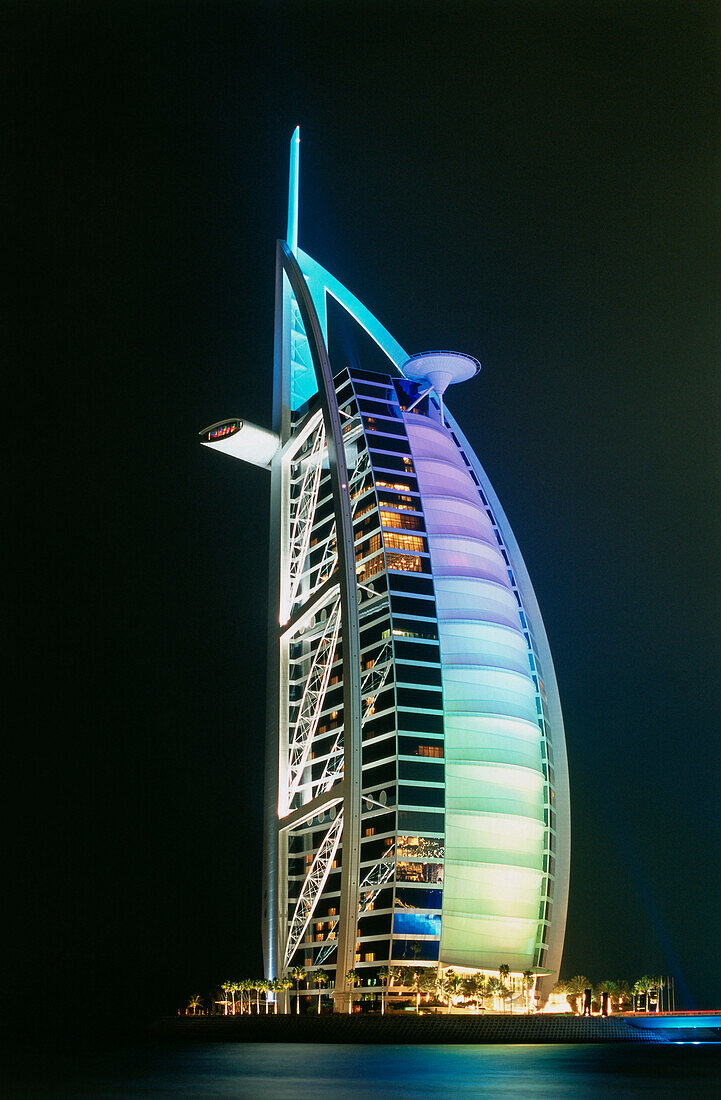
378,494 -> 417,511
396,860 -> 444,884
392,620 -> 439,641
398,784 -> 444,808
396,663 -> 442,687
391,593 -> 435,614
380,510 -> 424,532
370,453 -> 415,474
398,737 -> 444,758
396,835 -> 445,859
399,760 -> 444,783
391,940 -> 439,962
395,887 -> 442,910
398,810 -> 444,832
386,553 -> 425,573
389,574 -> 434,597
396,687 -> 443,711
356,553 -> 385,584
363,416 -> 407,436
393,640 -> 440,663
393,912 -> 441,938
397,711 -> 444,734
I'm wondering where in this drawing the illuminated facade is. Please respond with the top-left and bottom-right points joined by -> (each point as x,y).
200,129 -> 570,1010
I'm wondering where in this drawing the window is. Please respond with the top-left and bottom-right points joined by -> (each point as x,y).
396,663 -> 442,687
364,826 -> 376,837
386,553 -> 423,573
400,760 -> 444,783
357,533 -> 383,559
397,835 -> 445,859
376,479 -> 413,493
378,494 -> 416,511
395,887 -> 442,910
389,574 -> 435,597
385,533 -> 424,553
398,784 -> 445,807
393,640 -> 440,663
356,554 -> 385,583
398,810 -> 444,832
398,737 -> 444,757
397,711 -> 444,734
380,510 -> 423,531
396,860 -> 444,884
393,912 -> 442,938
364,952 -> 376,962
391,594 -> 436,617
371,453 -> 415,474
396,686 -> 443,711
363,416 -> 407,436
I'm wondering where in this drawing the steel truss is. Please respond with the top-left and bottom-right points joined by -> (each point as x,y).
315,842 -> 397,967
316,638 -> 393,794
285,413 -> 326,620
284,809 -> 344,969
285,595 -> 342,812
266,241 -> 363,1012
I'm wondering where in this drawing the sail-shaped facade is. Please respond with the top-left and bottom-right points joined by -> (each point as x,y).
200,129 -> 570,1011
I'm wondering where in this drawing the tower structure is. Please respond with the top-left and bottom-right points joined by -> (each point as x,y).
200,129 -> 570,1011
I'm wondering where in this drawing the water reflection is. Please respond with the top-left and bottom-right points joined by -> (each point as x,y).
15,1042 -> 721,1099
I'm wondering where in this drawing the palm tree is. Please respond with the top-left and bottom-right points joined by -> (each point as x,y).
565,975 -> 590,1015
498,964 -> 510,1012
633,976 -> 653,1013
255,979 -> 268,1015
187,994 -> 202,1016
270,978 -> 283,1014
313,969 -> 329,1014
290,966 -> 307,1014
651,976 -> 664,1013
444,970 -> 461,1014
345,969 -> 361,1014
418,968 -> 437,1008
279,976 -> 293,1014
465,972 -> 486,1013
220,982 -> 232,1016
401,965 -> 423,1013
615,980 -> 632,1014
378,966 -> 393,1015
485,976 -> 501,1010
522,970 -> 534,1013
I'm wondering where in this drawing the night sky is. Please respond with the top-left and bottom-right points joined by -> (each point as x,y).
14,2 -> 720,1030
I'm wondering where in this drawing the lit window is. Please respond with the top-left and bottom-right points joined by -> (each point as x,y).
385,532 -> 424,553
376,480 -> 412,492
418,744 -> 443,758
364,953 -> 375,962
328,908 -> 337,917
380,510 -> 423,531
386,552 -> 422,573
364,826 -> 375,837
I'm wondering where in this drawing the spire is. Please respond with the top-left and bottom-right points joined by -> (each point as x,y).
287,126 -> 300,255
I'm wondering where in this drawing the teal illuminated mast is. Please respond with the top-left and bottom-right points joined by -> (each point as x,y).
200,129 -> 570,1010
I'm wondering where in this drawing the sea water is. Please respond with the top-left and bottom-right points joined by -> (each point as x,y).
10,1041 -> 721,1098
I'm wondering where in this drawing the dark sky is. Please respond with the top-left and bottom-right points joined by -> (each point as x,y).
13,1 -> 720,1029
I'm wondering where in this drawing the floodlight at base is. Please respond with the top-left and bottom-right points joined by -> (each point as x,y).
199,418 -> 280,468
